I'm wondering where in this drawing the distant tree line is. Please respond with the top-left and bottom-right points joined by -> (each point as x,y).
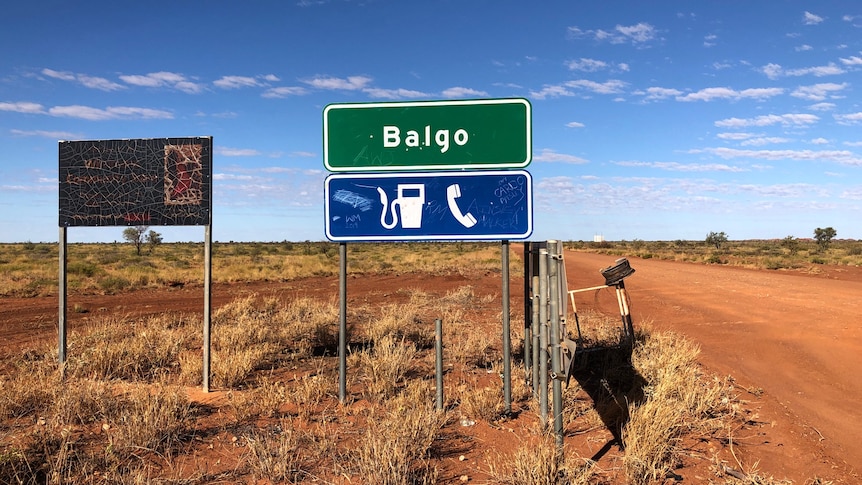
706,226 -> 837,251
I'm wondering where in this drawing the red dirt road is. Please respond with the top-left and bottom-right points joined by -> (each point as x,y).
565,251 -> 862,480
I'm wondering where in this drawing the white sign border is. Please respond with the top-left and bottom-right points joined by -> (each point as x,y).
324,170 -> 533,242
323,98 -> 532,172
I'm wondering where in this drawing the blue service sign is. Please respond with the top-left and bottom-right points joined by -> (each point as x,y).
325,170 -> 532,241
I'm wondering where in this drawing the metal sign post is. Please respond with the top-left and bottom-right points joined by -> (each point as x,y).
202,224 -> 213,392
502,240 -> 512,414
523,242 -> 532,385
58,227 -> 67,373
323,97 -> 532,408
549,241 -> 564,447
339,242 -> 348,403
538,247 -> 549,425
57,137 -> 213,389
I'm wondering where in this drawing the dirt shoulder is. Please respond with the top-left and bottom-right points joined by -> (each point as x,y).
2,253 -> 860,482
564,251 -> 861,481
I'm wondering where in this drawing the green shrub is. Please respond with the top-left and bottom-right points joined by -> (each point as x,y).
67,261 -> 100,277
98,275 -> 131,292
705,254 -> 724,264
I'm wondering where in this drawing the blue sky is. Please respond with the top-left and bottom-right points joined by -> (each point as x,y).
1,0 -> 861,243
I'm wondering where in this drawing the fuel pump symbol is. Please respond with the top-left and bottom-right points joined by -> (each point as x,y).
377,184 -> 425,229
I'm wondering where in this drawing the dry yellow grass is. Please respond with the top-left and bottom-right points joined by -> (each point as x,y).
569,238 -> 862,269
0,242 -> 823,484
487,433 -> 599,485
352,381 -> 446,484
0,241 -> 513,297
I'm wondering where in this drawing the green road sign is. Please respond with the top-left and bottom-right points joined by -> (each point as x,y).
323,98 -> 531,172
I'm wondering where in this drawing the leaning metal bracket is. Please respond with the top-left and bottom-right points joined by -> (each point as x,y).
563,258 -> 636,386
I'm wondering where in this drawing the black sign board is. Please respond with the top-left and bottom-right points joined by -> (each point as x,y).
59,137 -> 212,227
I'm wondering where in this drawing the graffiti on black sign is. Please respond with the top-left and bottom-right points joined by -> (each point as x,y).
59,137 -> 212,227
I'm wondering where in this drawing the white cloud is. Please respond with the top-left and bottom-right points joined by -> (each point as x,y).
131,72 -> 183,85
568,22 -> 657,45
214,76 -> 263,89
440,87 -> 488,98
785,63 -> 844,77
740,137 -> 791,146
704,34 -> 717,47
566,79 -> 627,94
615,22 -> 657,43
78,75 -> 124,91
47,105 -> 173,120
529,85 -> 574,99
808,102 -> 836,111
120,71 -> 204,93
810,137 -> 829,145
0,101 -> 45,114
760,63 -> 783,80
42,68 -> 124,91
566,121 -> 585,128
614,160 -> 747,172
791,82 -> 847,101
216,147 -> 262,157
841,187 -> 862,200
803,11 -> 824,25
10,129 -> 81,139
1,184 -> 55,193
213,173 -> 255,181
566,58 -> 608,72
41,68 -> 75,81
262,86 -> 308,98
174,81 -> 203,94
533,148 -> 588,164
303,75 -> 372,90
834,112 -> 862,125
760,62 -> 844,78
676,87 -> 783,102
839,54 -> 862,66
363,87 -> 429,99
639,86 -> 683,101
737,183 -> 827,198
717,132 -> 757,141
699,147 -> 862,165
289,151 -> 316,158
3,101 -> 169,121
714,113 -> 819,128
530,80 -> 626,99
795,44 -> 813,52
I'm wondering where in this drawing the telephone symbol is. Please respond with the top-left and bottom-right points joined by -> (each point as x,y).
446,183 -> 477,228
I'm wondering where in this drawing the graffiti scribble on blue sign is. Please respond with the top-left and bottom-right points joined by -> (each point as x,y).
333,189 -> 374,212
